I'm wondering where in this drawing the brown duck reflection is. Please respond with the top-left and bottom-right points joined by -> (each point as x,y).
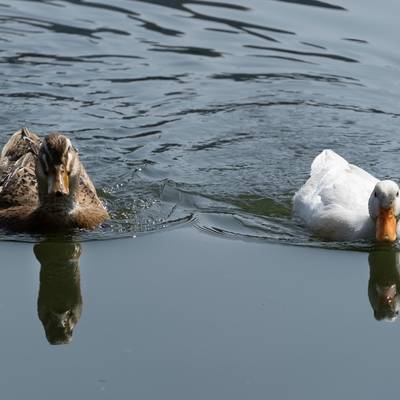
368,250 -> 400,322
34,241 -> 82,345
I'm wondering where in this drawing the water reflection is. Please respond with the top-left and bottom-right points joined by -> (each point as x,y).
34,241 -> 82,345
368,250 -> 400,322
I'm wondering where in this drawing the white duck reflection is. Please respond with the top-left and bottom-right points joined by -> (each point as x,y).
34,241 -> 82,345
368,250 -> 400,321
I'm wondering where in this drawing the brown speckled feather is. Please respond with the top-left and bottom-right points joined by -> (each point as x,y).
0,128 -> 109,232
0,152 -> 38,207
0,127 -> 40,164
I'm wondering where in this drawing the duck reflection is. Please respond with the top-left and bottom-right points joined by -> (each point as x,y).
34,241 -> 82,345
368,249 -> 400,321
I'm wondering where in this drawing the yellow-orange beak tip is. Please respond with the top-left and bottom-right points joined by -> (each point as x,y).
376,207 -> 397,242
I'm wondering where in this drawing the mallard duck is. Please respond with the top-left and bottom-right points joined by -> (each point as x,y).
0,128 -> 109,232
293,149 -> 400,242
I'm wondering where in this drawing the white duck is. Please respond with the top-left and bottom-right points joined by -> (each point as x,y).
293,149 -> 400,242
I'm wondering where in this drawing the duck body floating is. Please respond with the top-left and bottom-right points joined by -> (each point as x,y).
293,149 -> 400,242
0,128 -> 109,232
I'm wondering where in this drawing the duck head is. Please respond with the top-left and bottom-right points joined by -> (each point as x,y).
369,180 -> 400,242
36,133 -> 81,207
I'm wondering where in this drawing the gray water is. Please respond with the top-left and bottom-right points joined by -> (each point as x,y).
2,0 -> 399,245
2,1 -> 400,398
4,227 -> 400,399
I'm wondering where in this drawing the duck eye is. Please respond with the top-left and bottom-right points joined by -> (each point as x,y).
397,191 -> 399,197
374,192 -> 377,198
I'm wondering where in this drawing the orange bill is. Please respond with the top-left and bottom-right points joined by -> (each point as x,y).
62,171 -> 69,194
48,170 -> 69,196
376,207 -> 397,242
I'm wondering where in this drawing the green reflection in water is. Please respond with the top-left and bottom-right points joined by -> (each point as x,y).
229,195 -> 291,218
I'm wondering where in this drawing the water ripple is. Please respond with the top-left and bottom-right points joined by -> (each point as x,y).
244,45 -> 359,63
274,0 -> 347,11
0,15 -> 130,37
0,0 -> 398,248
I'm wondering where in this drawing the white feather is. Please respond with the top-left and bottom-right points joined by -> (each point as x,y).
293,149 -> 382,241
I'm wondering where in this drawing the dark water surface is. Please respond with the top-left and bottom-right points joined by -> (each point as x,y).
2,0 -> 400,244
1,1 -> 400,398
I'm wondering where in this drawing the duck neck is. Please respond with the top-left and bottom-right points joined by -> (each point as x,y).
39,194 -> 76,213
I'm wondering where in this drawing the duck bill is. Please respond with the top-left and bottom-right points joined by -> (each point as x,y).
48,170 -> 69,196
376,207 -> 397,242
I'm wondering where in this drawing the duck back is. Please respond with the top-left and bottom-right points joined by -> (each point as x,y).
293,150 -> 378,240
